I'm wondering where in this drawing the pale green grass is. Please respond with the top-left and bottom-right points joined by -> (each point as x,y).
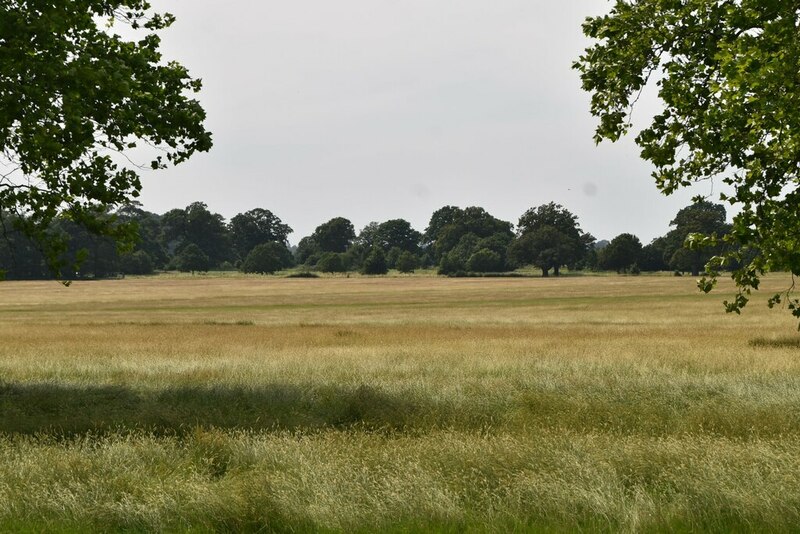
0,274 -> 799,531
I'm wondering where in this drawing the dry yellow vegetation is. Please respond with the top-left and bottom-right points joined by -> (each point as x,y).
0,274 -> 798,531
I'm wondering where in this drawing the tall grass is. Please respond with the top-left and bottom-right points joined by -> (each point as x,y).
0,275 -> 798,531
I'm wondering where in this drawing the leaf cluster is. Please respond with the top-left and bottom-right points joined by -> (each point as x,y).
575,0 -> 800,322
0,0 -> 211,278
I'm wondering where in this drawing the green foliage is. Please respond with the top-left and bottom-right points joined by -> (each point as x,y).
117,203 -> 168,269
294,236 -> 320,266
373,219 -> 422,253
425,206 -> 514,263
0,1 -> 211,276
664,201 -> 731,276
575,0 -> 800,321
599,233 -> 643,274
229,209 -> 292,260
361,247 -> 388,275
241,242 -> 293,275
356,222 -> 381,248
509,227 -> 576,277
510,203 -> 594,276
438,250 -> 465,276
316,252 -> 347,274
395,251 -> 419,273
173,244 -> 209,273
161,203 -> 231,268
119,250 -> 154,275
385,246 -> 402,269
313,217 -> 356,253
467,248 -> 503,273
640,238 -> 670,272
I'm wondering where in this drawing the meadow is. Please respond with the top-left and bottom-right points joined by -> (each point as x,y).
1,273 -> 799,532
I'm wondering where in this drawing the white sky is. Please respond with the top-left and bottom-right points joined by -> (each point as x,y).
139,0 -> 712,244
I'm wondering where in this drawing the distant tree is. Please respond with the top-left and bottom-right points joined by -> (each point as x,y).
395,251 -> 419,273
241,242 -> 293,274
664,201 -> 730,276
116,203 -> 168,269
361,247 -> 388,275
316,252 -> 347,273
512,203 -> 594,275
433,224 -> 469,261
0,214 -> 47,279
342,243 -> 368,272
386,247 -> 404,270
437,233 -> 491,275
518,202 -> 580,236
313,217 -> 356,253
356,222 -> 381,248
54,216 -> 120,279
599,234 -> 643,274
229,208 -> 292,260
161,202 -> 232,268
467,248 -> 503,273
438,251 -> 465,276
173,244 -> 210,274
423,206 -> 464,247
295,236 -> 320,266
640,237 -> 670,272
373,219 -> 422,253
425,206 -> 514,268
119,250 -> 154,275
508,226 -> 579,277
475,233 -> 514,263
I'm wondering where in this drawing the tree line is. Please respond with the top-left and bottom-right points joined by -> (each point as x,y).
0,199 -> 732,280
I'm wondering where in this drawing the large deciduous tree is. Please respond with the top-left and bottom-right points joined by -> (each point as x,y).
510,203 -> 593,276
598,233 -> 643,274
372,219 -> 422,253
575,0 -> 800,321
664,201 -> 731,276
229,208 -> 292,260
161,202 -> 231,268
0,1 -> 212,277
424,206 -> 514,273
312,217 -> 356,253
240,242 -> 293,275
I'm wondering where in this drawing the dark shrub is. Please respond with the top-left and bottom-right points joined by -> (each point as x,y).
361,247 -> 388,275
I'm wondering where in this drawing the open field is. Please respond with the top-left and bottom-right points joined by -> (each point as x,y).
1,274 -> 800,532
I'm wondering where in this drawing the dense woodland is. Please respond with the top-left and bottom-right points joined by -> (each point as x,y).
0,200 -> 732,280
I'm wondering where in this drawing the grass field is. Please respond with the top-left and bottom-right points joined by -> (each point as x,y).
1,273 -> 799,532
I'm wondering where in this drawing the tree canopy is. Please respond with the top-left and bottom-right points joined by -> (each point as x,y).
598,233 -> 643,274
229,208 -> 292,260
161,202 -> 231,267
575,0 -> 800,321
0,1 -> 211,277
312,217 -> 356,253
241,242 -> 293,275
424,206 -> 514,274
665,201 -> 731,276
510,203 -> 593,276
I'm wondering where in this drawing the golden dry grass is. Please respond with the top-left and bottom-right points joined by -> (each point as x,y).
0,274 -> 799,531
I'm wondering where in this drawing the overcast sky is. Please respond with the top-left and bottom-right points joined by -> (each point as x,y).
140,0 -> 710,244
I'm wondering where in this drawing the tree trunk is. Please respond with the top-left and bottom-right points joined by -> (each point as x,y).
553,265 -> 561,276
541,268 -> 549,277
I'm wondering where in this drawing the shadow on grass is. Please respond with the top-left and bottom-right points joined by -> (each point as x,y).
0,381 -> 427,436
750,336 -> 800,349
5,379 -> 800,439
